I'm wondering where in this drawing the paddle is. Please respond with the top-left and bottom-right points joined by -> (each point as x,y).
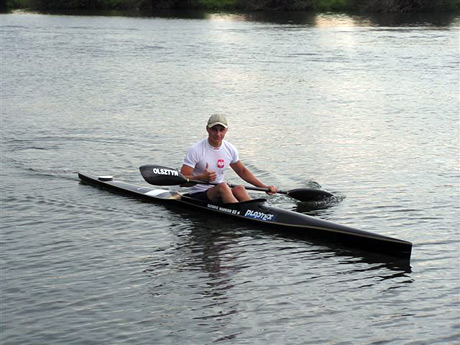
139,165 -> 333,202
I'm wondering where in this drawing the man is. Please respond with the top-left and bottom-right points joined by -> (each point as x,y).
180,114 -> 278,203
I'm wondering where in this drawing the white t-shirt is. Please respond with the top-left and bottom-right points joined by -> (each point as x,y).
183,138 -> 239,194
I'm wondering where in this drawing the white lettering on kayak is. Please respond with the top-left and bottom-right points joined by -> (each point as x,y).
152,168 -> 179,176
207,204 -> 240,215
244,209 -> 275,221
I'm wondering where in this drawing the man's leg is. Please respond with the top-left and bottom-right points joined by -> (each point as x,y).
207,183 -> 238,203
232,185 -> 252,202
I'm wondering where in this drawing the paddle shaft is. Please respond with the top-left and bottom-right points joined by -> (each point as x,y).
188,178 -> 283,194
187,179 -> 280,194
139,165 -> 333,202
188,179 -> 333,200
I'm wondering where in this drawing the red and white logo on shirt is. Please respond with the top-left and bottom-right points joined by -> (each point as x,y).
217,159 -> 225,169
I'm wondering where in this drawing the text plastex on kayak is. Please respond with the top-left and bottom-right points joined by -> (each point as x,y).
245,209 -> 275,221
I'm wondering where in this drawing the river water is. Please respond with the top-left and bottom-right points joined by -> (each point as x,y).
1,10 -> 459,345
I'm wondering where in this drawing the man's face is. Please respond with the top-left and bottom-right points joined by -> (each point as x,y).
207,125 -> 227,145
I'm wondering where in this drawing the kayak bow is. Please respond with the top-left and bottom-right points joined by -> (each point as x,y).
77,172 -> 412,261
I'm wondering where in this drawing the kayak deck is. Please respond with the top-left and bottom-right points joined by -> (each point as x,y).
78,173 -> 412,261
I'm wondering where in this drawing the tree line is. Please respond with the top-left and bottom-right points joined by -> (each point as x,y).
5,0 -> 460,12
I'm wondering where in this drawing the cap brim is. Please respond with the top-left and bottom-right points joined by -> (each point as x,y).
207,122 -> 228,128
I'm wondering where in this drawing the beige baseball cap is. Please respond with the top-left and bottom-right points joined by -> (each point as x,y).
207,114 -> 228,128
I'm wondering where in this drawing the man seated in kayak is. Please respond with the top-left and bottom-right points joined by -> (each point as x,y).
180,114 -> 278,203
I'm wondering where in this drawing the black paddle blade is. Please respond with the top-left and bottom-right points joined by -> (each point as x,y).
287,188 -> 334,202
139,165 -> 187,186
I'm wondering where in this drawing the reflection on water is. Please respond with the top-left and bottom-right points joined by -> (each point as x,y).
222,11 -> 460,27
144,202 -> 412,274
143,223 -> 412,332
139,209 -> 413,341
11,8 -> 460,27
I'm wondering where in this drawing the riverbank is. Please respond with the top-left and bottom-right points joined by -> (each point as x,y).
4,0 -> 460,13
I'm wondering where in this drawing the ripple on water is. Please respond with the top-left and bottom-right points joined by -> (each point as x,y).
2,12 -> 459,345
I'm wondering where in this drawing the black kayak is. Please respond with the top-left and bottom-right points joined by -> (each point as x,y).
78,173 -> 412,261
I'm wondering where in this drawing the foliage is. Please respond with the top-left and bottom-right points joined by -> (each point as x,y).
5,0 -> 460,11
237,0 -> 314,11
348,0 -> 460,12
198,0 -> 237,9
6,0 -> 36,9
317,0 -> 347,11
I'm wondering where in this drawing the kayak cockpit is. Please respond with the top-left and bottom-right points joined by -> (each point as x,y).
181,193 -> 268,206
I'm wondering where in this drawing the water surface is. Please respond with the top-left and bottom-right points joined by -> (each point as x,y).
1,11 -> 459,345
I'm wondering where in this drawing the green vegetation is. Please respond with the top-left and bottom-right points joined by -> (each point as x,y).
5,0 -> 460,12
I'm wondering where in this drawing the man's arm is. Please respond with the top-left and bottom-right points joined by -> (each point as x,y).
230,161 -> 278,193
180,164 -> 216,183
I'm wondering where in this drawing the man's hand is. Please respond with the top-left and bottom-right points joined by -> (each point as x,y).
266,185 -> 279,195
202,163 -> 216,182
